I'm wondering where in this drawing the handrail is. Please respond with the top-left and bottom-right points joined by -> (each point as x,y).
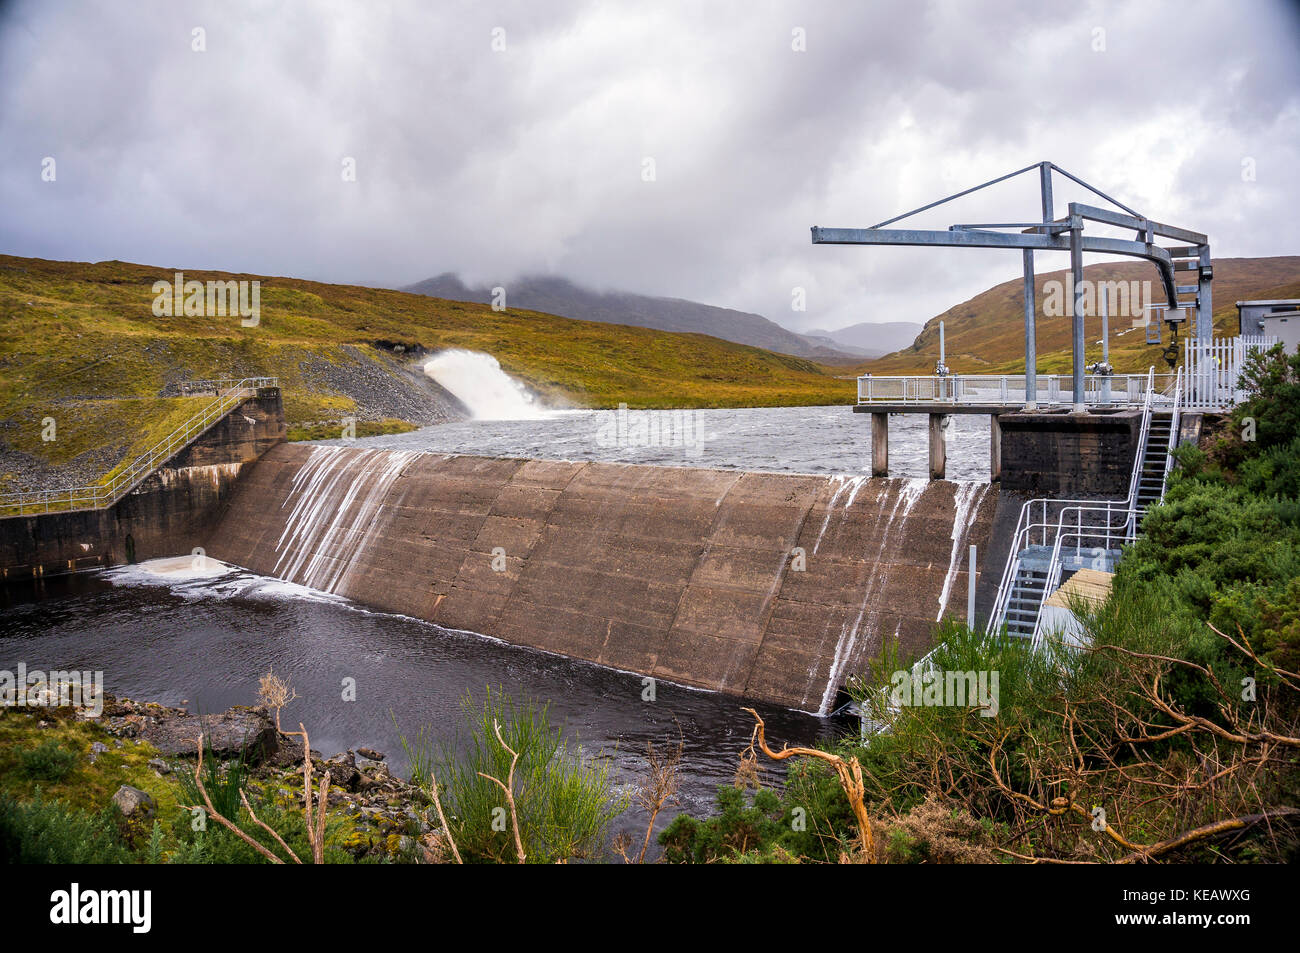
1123,367 -> 1156,536
1027,501 -> 1138,650
0,377 -> 278,517
987,367 -> 1159,637
1026,371 -> 1184,648
857,370 -> 1177,407
1164,372 -> 1183,488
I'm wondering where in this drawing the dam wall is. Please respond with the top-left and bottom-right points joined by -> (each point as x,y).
0,390 -> 285,578
206,444 -> 1008,712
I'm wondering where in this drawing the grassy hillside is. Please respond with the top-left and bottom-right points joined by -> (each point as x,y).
861,256 -> 1300,375
0,255 -> 855,490
3,253 -> 1295,492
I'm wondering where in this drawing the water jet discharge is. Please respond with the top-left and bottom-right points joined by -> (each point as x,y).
423,349 -> 548,420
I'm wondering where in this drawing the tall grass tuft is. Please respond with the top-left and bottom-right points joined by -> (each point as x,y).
433,687 -> 626,864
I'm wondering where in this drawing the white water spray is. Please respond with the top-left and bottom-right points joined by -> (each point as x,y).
422,349 -> 548,420
815,477 -> 928,715
273,447 -> 419,594
935,481 -> 991,620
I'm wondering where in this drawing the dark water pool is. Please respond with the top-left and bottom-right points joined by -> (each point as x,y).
1,562 -> 845,853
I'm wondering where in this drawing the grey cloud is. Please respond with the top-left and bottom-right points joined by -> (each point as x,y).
0,0 -> 1296,334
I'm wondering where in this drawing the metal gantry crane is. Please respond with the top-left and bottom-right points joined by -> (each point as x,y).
812,161 -> 1213,412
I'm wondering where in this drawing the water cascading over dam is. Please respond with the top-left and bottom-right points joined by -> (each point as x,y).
206,444 -> 1002,713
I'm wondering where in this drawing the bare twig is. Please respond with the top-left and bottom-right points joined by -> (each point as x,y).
477,719 -> 526,863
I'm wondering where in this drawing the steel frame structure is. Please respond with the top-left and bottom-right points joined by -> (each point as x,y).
811,161 -> 1212,413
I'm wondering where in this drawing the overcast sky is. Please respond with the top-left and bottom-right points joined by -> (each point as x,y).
2,0 -> 1297,333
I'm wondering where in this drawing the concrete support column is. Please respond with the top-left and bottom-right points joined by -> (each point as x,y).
928,414 -> 947,480
871,412 -> 889,477
1069,213 -> 1087,415
990,414 -> 1002,482
1022,248 -> 1037,410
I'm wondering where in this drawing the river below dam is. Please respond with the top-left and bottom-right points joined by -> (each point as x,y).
1,403 -> 990,854
1,560 -> 841,851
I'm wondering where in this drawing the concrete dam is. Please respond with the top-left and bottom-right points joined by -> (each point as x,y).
203,443 -> 1009,713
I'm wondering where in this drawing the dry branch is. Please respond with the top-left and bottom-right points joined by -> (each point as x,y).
477,719 -> 526,864
743,707 -> 876,861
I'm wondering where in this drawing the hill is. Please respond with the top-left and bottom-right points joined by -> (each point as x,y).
404,273 -> 858,364
805,320 -> 924,358
860,256 -> 1300,375
0,256 -> 855,490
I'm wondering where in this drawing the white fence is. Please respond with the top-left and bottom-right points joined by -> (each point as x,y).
858,335 -> 1281,412
1179,335 -> 1278,410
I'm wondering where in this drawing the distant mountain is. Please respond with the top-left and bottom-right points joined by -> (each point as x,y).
403,274 -> 858,364
804,321 -> 924,358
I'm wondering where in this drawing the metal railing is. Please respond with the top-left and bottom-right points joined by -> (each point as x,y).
857,371 -> 1177,407
1026,502 -> 1138,653
1024,369 -> 1175,648
986,368 -> 1161,636
988,370 -> 1184,649
177,378 -> 264,396
0,377 -> 278,517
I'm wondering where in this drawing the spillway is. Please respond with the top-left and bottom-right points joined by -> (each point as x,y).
206,444 -> 1005,713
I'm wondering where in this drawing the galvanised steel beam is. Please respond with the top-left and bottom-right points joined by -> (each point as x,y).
1070,203 -> 1207,245
812,161 -> 1210,418
1070,216 -> 1087,413
810,225 -> 1178,305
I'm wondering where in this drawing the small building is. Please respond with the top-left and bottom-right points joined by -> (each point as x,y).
1237,300 -> 1300,351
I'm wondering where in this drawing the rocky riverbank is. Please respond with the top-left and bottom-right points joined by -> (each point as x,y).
5,693 -> 449,863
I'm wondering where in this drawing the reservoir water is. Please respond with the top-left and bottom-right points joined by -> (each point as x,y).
319,404 -> 994,482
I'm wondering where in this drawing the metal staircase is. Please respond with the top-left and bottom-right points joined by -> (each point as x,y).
1135,409 -> 1176,512
1002,546 -> 1051,640
987,369 -> 1181,645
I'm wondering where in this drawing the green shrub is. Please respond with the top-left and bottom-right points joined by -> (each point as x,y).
167,797 -> 350,865
19,740 -> 78,782
0,792 -> 132,863
659,785 -> 791,864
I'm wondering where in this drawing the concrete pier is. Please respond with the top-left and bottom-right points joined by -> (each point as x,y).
928,414 -> 948,479
871,412 -> 889,477
854,402 -> 1020,482
853,402 -> 1141,495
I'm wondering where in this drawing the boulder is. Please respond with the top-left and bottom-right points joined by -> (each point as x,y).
112,784 -> 155,819
138,706 -> 278,764
325,751 -> 361,792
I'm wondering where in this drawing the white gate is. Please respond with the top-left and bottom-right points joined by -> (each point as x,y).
1180,335 -> 1278,410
